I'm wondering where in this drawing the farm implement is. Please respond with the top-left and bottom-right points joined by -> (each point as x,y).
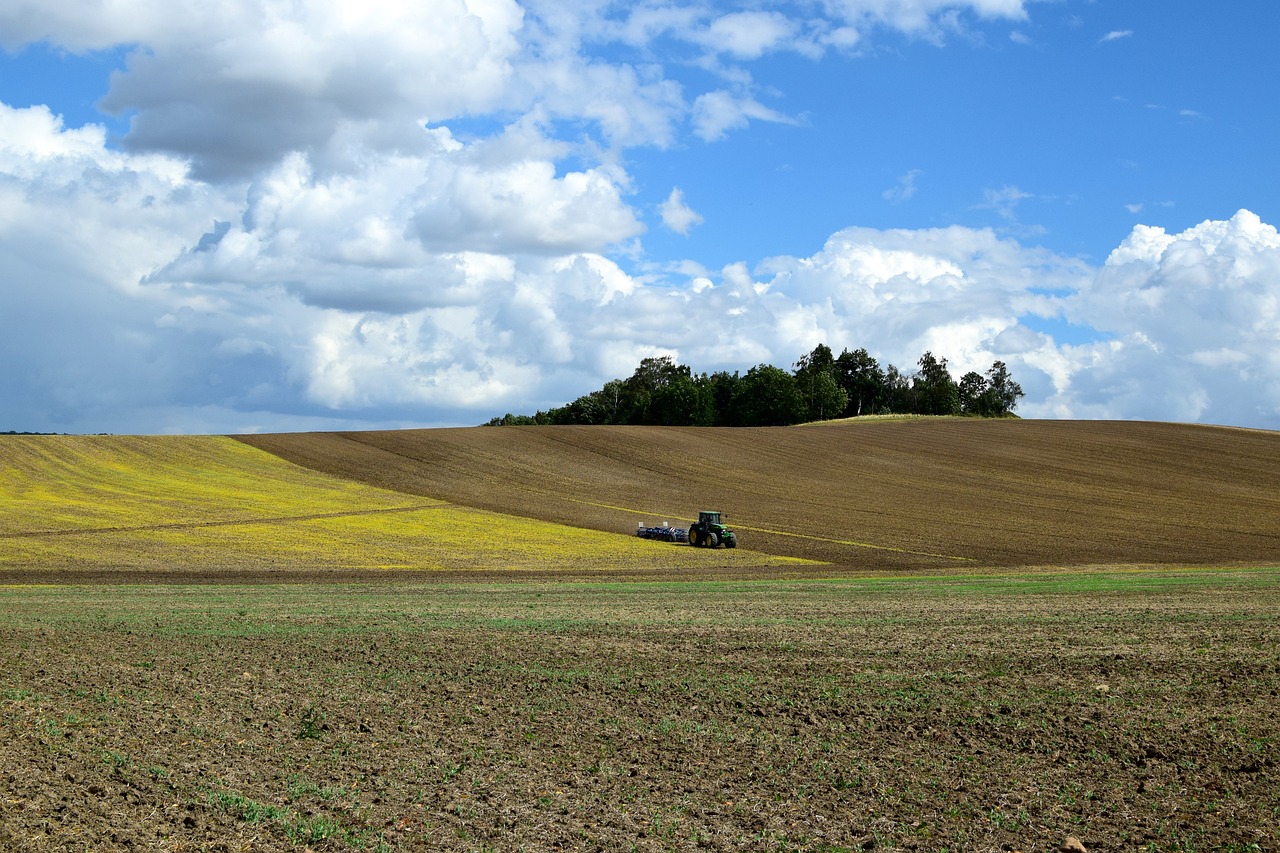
636,511 -> 737,548
636,522 -> 689,543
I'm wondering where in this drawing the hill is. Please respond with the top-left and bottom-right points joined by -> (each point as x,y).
0,434 -> 807,581
237,418 -> 1280,573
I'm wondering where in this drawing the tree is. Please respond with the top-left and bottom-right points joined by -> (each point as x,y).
958,371 -> 989,415
911,351 -> 960,415
804,372 -> 849,422
619,356 -> 691,424
706,371 -> 742,426
835,347 -> 885,416
729,364 -> 806,426
982,360 -> 1024,416
547,391 -> 610,424
794,343 -> 836,377
650,374 -> 715,426
882,364 -> 913,413
794,343 -> 848,421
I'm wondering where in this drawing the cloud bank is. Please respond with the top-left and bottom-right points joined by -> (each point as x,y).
1,1 -> 1277,434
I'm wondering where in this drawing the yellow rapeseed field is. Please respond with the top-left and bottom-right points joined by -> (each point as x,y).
0,435 -> 809,574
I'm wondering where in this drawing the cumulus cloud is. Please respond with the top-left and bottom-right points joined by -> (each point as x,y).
1049,211 -> 1280,426
5,105 -> 1279,433
659,188 -> 704,235
2,2 -> 1278,435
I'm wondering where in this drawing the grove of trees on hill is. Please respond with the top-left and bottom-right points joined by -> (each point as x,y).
486,345 -> 1024,427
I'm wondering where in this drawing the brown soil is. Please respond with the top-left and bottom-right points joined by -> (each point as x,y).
1,579 -> 1277,852
237,419 -> 1280,573
3,420 -> 1278,851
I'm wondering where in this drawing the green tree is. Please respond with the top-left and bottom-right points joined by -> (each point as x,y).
547,391 -> 610,424
881,364 -> 913,413
835,347 -> 885,416
912,351 -> 960,415
620,356 -> 691,424
730,364 -> 806,426
650,374 -> 715,426
707,371 -> 742,426
957,371 -> 989,415
981,360 -> 1024,416
794,344 -> 849,421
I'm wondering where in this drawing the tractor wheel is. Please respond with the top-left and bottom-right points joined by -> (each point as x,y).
725,537 -> 737,549
689,529 -> 701,547
706,532 -> 719,548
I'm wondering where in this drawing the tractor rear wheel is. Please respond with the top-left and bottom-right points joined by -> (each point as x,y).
689,529 -> 701,547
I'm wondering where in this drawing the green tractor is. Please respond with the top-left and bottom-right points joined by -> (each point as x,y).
688,511 -> 737,549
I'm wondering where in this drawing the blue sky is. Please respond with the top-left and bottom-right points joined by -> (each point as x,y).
1,1 -> 1278,434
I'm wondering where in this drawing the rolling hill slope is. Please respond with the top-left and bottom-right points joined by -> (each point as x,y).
238,418 -> 1280,572
0,434 -> 805,579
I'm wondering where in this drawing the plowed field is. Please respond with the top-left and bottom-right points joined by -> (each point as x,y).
2,575 -> 1278,852
237,418 -> 1280,574
2,419 -> 1279,852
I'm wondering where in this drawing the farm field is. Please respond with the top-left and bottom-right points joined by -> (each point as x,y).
2,419 -> 1279,851
0,435 -> 807,581
238,418 -> 1280,573
2,572 -> 1278,852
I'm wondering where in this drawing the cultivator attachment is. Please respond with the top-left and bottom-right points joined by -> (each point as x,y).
636,521 -> 689,543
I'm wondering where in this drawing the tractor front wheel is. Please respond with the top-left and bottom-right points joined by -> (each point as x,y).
706,531 -> 719,548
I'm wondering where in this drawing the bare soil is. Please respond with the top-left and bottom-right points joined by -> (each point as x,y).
1,577 -> 1277,852
237,419 -> 1280,573
3,420 -> 1279,851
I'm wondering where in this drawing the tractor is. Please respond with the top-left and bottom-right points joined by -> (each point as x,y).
688,510 -> 737,548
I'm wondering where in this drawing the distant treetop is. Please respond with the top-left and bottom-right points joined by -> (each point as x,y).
485,345 -> 1023,427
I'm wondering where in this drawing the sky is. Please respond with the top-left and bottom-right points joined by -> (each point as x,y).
1,0 -> 1278,435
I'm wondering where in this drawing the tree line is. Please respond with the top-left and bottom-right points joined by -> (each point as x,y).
485,344 -> 1024,427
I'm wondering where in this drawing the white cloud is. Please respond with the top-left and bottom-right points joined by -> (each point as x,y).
704,11 -> 798,59
5,106 -> 1279,433
1099,29 -> 1133,43
659,188 -> 704,235
2,3 -> 1278,434
980,184 -> 1033,220
1047,210 -> 1280,426
883,169 -> 923,203
818,0 -> 1027,40
691,90 -> 798,141
3,0 -> 523,180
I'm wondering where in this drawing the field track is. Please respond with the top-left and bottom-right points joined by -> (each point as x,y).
238,418 -> 1280,573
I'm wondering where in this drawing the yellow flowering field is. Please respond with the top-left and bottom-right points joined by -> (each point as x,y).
0,435 -> 810,574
